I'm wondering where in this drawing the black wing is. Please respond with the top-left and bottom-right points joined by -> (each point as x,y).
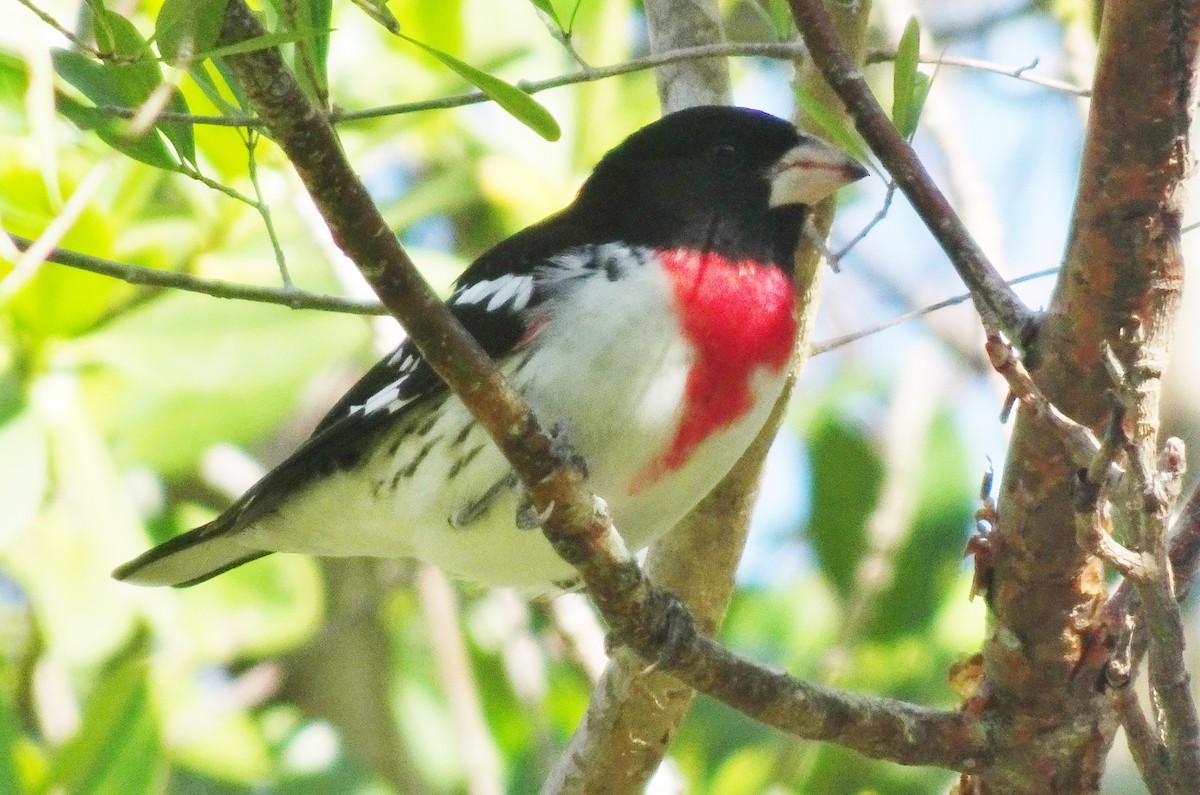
115,209 -> 600,586
229,208 -> 601,527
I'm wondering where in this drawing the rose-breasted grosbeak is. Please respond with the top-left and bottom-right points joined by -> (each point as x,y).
114,106 -> 866,589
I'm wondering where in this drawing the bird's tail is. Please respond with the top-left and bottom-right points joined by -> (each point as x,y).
113,519 -> 269,587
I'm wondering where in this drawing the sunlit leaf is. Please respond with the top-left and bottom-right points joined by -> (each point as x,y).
794,86 -> 870,166
41,630 -> 164,795
70,287 -> 369,473
525,0 -> 562,28
0,163 -> 127,336
291,0 -> 333,99
2,374 -> 144,667
805,409 -> 882,600
155,0 -> 231,66
0,689 -> 21,795
400,34 -> 561,141
0,51 -> 30,135
892,17 -> 930,140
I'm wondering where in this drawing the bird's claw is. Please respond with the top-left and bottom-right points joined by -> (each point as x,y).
547,421 -> 589,479
515,493 -> 555,530
605,587 -> 697,672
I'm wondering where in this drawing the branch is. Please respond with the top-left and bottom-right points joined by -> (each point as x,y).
982,334 -> 1109,471
542,0 -> 735,789
1124,437 -> 1200,788
864,52 -> 1091,97
1106,478 -> 1200,794
644,0 -> 731,111
787,0 -> 1038,347
810,267 -> 1059,356
215,0 -> 984,773
91,43 -> 1089,129
5,234 -> 388,315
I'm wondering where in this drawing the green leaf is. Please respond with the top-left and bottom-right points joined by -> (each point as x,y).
400,34 -> 561,141
0,689 -> 22,795
805,410 -> 883,600
52,12 -> 189,171
794,86 -> 869,166
40,630 -> 164,795
865,412 -> 973,640
288,0 -> 334,101
892,17 -> 929,140
0,51 -> 31,135
204,27 -> 328,61
349,0 -> 400,34
526,0 -> 562,27
159,82 -> 197,166
54,88 -> 180,170
155,0 -> 232,66
70,286 -> 369,473
89,11 -> 160,101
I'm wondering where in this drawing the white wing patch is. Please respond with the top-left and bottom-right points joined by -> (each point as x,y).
452,274 -> 536,312
358,379 -> 405,415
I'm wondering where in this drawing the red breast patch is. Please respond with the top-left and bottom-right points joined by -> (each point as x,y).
631,248 -> 796,493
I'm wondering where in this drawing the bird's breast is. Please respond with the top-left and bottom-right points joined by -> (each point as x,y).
628,247 -> 796,491
523,243 -> 796,499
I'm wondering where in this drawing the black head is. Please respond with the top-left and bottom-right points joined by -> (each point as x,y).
570,106 -> 865,266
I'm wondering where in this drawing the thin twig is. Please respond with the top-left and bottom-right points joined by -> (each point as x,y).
1124,439 -> 1200,788
15,0 -> 106,59
5,234 -> 387,314
788,0 -> 1038,347
811,268 -> 1059,356
0,157 -> 116,302
416,565 -> 504,795
244,130 -> 294,288
88,43 -> 1090,129
9,226 -> 1059,352
1111,685 -> 1174,795
829,180 -> 898,265
982,334 -> 1111,470
864,51 -> 1091,97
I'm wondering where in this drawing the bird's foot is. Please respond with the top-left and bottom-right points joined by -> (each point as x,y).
546,421 -> 589,479
606,587 -> 697,673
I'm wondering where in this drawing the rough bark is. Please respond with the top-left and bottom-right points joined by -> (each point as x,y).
978,1 -> 1198,791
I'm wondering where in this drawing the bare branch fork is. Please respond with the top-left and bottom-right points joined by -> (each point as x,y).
787,0 -> 1038,349
209,0 -> 984,770
788,0 -> 1198,790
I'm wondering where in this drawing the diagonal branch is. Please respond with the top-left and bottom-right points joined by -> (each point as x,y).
786,0 -> 1037,348
214,0 -> 983,773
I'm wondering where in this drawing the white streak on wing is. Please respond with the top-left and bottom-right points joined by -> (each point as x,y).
453,280 -> 491,306
512,275 -> 535,310
359,378 -> 404,415
452,274 -> 534,311
386,349 -> 418,371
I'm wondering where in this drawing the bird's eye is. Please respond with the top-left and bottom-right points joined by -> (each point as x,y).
706,143 -> 741,167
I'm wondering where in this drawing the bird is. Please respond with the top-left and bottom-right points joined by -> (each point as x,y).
114,105 -> 867,589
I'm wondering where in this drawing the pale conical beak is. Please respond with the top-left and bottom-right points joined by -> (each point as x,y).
768,137 -> 869,208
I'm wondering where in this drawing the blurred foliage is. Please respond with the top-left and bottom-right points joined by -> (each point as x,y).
0,1 -> 982,793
